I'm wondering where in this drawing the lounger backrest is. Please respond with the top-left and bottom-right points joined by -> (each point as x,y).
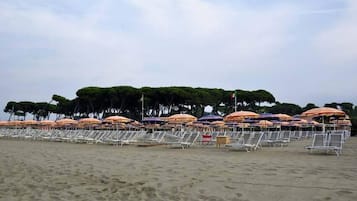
312,134 -> 325,146
249,132 -> 263,145
329,134 -> 343,148
261,132 -> 269,141
187,132 -> 200,144
270,132 -> 279,140
180,132 -> 192,142
242,133 -> 251,144
282,131 -> 290,139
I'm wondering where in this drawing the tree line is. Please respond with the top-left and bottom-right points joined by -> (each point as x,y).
3,86 -> 357,132
4,86 -> 275,120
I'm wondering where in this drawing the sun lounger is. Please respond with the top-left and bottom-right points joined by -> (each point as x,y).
305,133 -> 344,157
226,132 -> 263,152
180,132 -> 200,149
167,132 -> 192,149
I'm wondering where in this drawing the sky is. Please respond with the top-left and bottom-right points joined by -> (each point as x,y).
0,0 -> 356,120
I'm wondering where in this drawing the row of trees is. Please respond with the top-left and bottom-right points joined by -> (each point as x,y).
4,86 -> 276,120
3,86 -> 356,133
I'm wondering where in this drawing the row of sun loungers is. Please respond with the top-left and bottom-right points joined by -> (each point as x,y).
0,128 -> 351,155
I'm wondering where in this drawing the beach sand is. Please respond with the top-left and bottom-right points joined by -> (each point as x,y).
0,138 -> 356,201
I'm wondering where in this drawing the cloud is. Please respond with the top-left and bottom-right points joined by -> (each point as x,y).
0,0 -> 356,119
313,0 -> 357,65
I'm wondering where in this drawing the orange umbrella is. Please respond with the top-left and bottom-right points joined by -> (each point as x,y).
224,111 -> 259,122
103,115 -> 132,124
237,123 -> 250,128
210,121 -> 226,127
0,121 -> 9,127
56,118 -> 78,126
301,107 -> 345,117
296,119 -> 308,125
22,119 -> 39,126
255,120 -> 273,128
130,120 -> 142,127
39,120 -> 56,126
308,120 -> 321,126
78,118 -> 101,125
167,114 -> 197,124
273,113 -> 292,121
7,120 -> 23,127
280,121 -> 290,126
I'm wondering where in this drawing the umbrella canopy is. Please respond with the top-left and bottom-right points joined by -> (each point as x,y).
301,107 -> 346,118
280,121 -> 291,126
224,111 -> 259,122
308,120 -> 321,126
22,119 -> 39,126
78,118 -> 101,125
103,115 -> 132,124
255,120 -> 274,128
142,117 -> 165,124
39,120 -> 56,126
56,118 -> 78,126
210,120 -> 226,127
167,114 -> 197,124
7,120 -> 23,127
130,120 -> 143,127
0,121 -> 9,127
273,113 -> 292,121
198,114 -> 223,122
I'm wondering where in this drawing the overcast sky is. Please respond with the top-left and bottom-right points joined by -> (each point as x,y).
1,0 -> 356,120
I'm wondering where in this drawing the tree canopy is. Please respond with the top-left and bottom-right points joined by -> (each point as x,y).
3,85 -> 356,134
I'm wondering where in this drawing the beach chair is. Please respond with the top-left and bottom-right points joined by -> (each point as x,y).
226,132 -> 263,152
146,131 -> 166,143
305,134 -> 327,153
265,131 -> 280,147
290,131 -> 301,140
180,132 -> 200,149
306,133 -> 344,157
277,131 -> 291,146
327,133 -> 344,157
167,132 -> 192,149
118,131 -> 145,146
243,132 -> 264,151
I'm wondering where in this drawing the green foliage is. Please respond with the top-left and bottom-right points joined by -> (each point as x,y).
302,103 -> 318,111
4,101 -> 56,120
267,102 -> 303,115
3,85 -> 357,136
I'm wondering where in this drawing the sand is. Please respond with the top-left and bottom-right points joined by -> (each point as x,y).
0,138 -> 356,201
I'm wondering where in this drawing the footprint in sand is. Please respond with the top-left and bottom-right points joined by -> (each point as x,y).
142,186 -> 157,199
335,190 -> 353,196
224,185 -> 236,190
